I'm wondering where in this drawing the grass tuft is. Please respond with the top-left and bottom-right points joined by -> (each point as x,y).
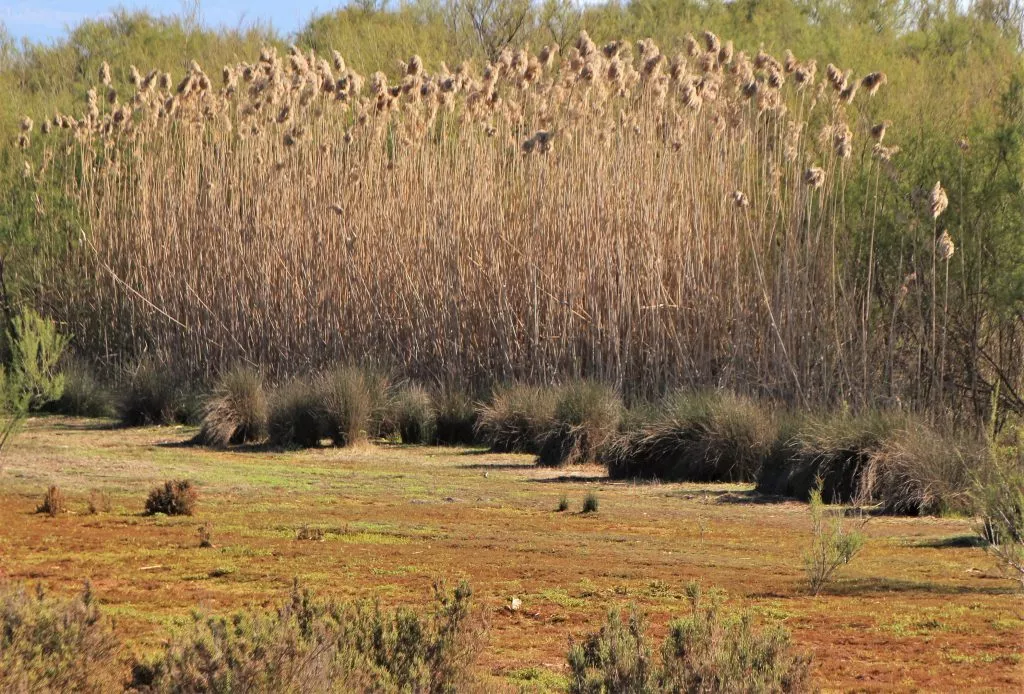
144,480 -> 197,516
477,384 -> 557,453
197,365 -> 268,447
267,378 -> 323,448
537,381 -> 621,467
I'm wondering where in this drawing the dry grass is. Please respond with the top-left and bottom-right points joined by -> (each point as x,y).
197,365 -> 268,447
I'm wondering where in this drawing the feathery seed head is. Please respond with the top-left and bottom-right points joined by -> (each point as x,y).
929,181 -> 948,219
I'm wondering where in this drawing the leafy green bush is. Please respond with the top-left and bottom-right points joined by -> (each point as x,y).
197,365 -> 268,447
604,390 -> 775,482
431,388 -> 480,445
144,480 -> 198,516
390,383 -> 435,444
3,307 -> 69,412
267,378 -> 324,448
129,580 -> 484,693
318,365 -> 390,447
805,487 -> 865,596
537,381 -> 621,467
476,383 -> 557,453
568,583 -> 811,694
0,583 -> 121,693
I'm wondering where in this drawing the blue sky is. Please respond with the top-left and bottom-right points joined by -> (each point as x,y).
1,1 -> 342,44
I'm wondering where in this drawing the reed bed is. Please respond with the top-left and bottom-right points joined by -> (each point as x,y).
25,31 -> 961,408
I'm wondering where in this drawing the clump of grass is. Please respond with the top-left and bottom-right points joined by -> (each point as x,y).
537,381 -> 621,467
197,365 -> 268,447
47,357 -> 114,418
567,583 -> 811,693
390,383 -> 435,444
144,480 -> 198,516
267,378 -> 323,448
318,365 -> 390,447
118,358 -> 179,426
197,522 -> 214,548
0,583 -> 121,693
974,447 -> 1024,590
557,495 -> 570,512
36,485 -> 66,516
129,580 -> 484,692
432,388 -> 480,445
582,491 -> 599,513
87,490 -> 111,515
476,384 -> 557,453
296,524 -> 326,541
805,485 -> 865,595
604,390 -> 775,482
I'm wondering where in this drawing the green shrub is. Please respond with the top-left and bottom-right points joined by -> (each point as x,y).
36,485 -> 66,516
197,365 -> 268,447
47,358 -> 114,418
144,480 -> 198,516
537,381 -> 621,467
804,486 -> 865,596
604,390 -> 775,482
118,358 -> 180,426
3,307 -> 69,412
432,388 -> 480,445
391,383 -> 435,444
557,495 -> 570,512
975,447 -> 1024,590
568,584 -> 811,694
129,580 -> 484,693
318,365 -> 390,447
267,378 -> 324,448
476,383 -> 557,453
582,492 -> 599,514
0,583 -> 122,693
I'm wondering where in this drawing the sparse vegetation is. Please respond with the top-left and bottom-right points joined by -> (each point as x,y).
87,489 -> 111,515
197,522 -> 213,548
391,383 -> 436,444
197,365 -> 268,447
537,382 -> 621,467
144,480 -> 198,516
567,583 -> 811,693
36,485 -> 66,516
582,492 -> 600,514
118,359 -> 181,427
805,486 -> 865,596
557,494 -> 570,512
975,448 -> 1024,590
48,358 -> 114,418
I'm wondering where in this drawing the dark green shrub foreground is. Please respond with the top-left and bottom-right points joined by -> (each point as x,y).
431,389 -> 480,445
197,365 -> 268,447
267,378 -> 324,448
476,384 -> 558,453
604,391 -> 774,482
0,583 -> 121,693
144,480 -> 197,516
130,581 -> 483,693
537,382 -> 621,467
568,583 -> 811,693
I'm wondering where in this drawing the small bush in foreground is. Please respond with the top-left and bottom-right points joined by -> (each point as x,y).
476,383 -> 557,453
267,378 -> 323,447
197,365 -> 268,447
432,388 -> 480,445
0,583 -> 121,693
87,489 -> 111,515
47,358 -> 114,418
36,485 -> 66,516
129,580 -> 484,693
5,307 -> 69,412
805,486 -> 865,595
582,492 -> 599,514
119,359 -> 180,426
318,365 -> 390,447
557,495 -> 570,512
144,480 -> 197,516
975,448 -> 1024,590
605,390 -> 775,482
567,583 -> 811,694
391,383 -> 435,444
537,381 -> 621,467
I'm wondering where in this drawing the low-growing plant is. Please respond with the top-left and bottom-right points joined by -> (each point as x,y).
582,492 -> 599,514
198,522 -> 214,548
0,583 -> 122,693
197,365 -> 268,447
604,390 -> 775,482
5,307 -> 69,412
432,388 -> 480,445
129,580 -> 484,692
975,447 -> 1024,590
476,383 -> 557,453
118,358 -> 180,426
46,357 -> 113,418
318,365 -> 390,447
557,494 -> 570,512
267,378 -> 323,448
295,524 -> 326,541
390,383 -> 435,444
36,485 -> 66,516
87,489 -> 111,515
805,485 -> 865,595
537,381 -> 621,467
144,480 -> 198,516
567,583 -> 811,693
